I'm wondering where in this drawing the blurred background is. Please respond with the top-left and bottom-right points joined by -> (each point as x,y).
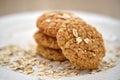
0,0 -> 120,19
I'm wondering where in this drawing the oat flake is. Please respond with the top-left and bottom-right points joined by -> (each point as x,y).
84,38 -> 89,44
92,53 -> 96,57
45,19 -> 51,22
76,37 -> 82,44
59,14 -> 71,19
72,29 -> 78,37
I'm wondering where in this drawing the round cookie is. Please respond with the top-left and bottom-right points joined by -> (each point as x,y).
57,18 -> 106,69
36,45 -> 66,61
34,31 -> 60,49
36,11 -> 77,37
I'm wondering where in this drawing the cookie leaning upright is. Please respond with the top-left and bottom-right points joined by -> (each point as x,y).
57,18 -> 106,69
36,11 -> 77,37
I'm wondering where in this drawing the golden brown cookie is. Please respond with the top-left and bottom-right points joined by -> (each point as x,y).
57,18 -> 106,69
36,11 -> 77,37
34,31 -> 60,49
36,45 -> 66,61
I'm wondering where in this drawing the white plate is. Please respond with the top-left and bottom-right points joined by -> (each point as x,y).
0,11 -> 120,80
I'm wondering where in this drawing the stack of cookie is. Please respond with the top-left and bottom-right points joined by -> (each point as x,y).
34,11 -> 106,69
34,11 -> 76,61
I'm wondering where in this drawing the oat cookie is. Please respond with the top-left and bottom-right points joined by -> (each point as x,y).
57,18 -> 106,69
36,45 -> 66,61
36,11 -> 77,37
34,31 -> 60,49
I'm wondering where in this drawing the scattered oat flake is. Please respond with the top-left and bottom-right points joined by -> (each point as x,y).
24,65 -> 33,74
72,29 -> 78,37
0,44 -> 120,78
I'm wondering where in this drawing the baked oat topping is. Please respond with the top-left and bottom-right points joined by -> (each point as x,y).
84,38 -> 89,44
45,19 -> 51,22
72,29 -> 83,44
72,29 -> 78,37
58,14 -> 71,19
92,53 -> 96,57
76,37 -> 82,44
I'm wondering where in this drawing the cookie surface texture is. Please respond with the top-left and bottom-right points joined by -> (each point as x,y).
34,31 -> 60,49
57,18 -> 106,69
36,45 -> 66,61
37,11 -> 77,37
